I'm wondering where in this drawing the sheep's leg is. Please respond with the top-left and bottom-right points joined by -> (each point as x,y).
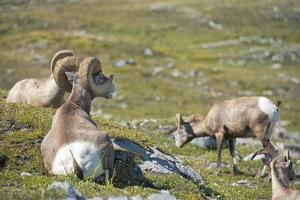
229,139 -> 239,175
255,163 -> 267,179
185,114 -> 204,123
215,132 -> 224,175
254,125 -> 274,178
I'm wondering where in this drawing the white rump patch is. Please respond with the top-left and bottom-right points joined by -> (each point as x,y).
51,141 -> 104,178
258,97 -> 280,124
258,97 -> 280,141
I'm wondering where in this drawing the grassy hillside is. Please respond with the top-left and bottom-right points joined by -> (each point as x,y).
0,0 -> 300,199
0,0 -> 299,129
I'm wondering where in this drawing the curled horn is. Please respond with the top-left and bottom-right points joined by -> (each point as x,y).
52,51 -> 85,92
176,113 -> 184,127
251,148 -> 278,161
50,50 -> 74,73
78,57 -> 114,97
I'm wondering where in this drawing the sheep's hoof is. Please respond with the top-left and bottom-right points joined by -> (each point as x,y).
264,174 -> 272,182
233,166 -> 239,175
216,169 -> 221,176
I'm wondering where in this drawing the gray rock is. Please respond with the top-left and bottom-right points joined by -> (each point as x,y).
131,196 -> 144,200
126,59 -> 136,65
170,69 -> 181,78
144,48 -> 154,56
115,59 -> 127,68
152,67 -> 164,76
147,190 -> 176,200
20,128 -> 30,133
112,140 -> 205,185
33,54 -> 48,64
107,197 -> 129,200
231,179 -> 256,188
89,196 -> 143,200
149,4 -> 175,12
20,172 -> 32,176
118,103 -> 128,109
46,181 -> 85,200
236,138 -> 260,147
190,137 -> 232,150
207,20 -> 222,31
190,137 -> 218,149
270,63 -> 282,69
206,162 -> 230,170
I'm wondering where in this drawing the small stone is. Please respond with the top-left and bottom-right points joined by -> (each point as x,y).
115,59 -> 127,68
232,179 -> 256,188
131,196 -> 144,200
118,103 -> 128,109
149,4 -> 175,12
20,128 -> 30,133
46,181 -> 84,200
147,191 -> 176,200
16,155 -> 27,162
166,62 -> 175,68
207,20 -> 223,31
144,48 -> 154,56
270,63 -> 282,69
32,139 -> 42,145
187,69 -> 202,78
103,114 -> 112,120
152,67 -> 164,76
262,90 -> 273,96
126,59 -> 136,65
107,196 -> 129,200
6,68 -> 13,74
171,69 -> 181,78
20,172 -> 32,176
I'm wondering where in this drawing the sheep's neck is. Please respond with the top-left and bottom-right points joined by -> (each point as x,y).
45,76 -> 64,101
68,83 -> 92,114
272,162 -> 288,196
191,120 -> 211,137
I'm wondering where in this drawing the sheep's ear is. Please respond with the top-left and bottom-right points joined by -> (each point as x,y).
284,150 -> 290,162
223,125 -> 230,133
285,160 -> 292,168
176,113 -> 184,126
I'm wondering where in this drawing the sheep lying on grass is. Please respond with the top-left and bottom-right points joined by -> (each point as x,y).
252,149 -> 300,200
7,50 -> 74,108
41,53 -> 115,181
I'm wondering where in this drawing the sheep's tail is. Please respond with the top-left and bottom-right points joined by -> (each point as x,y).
70,149 -> 83,180
277,101 -> 282,108
276,101 -> 282,112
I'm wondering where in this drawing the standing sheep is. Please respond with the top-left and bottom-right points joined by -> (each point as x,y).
173,96 -> 280,175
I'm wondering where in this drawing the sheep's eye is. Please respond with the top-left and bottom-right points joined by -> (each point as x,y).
94,73 -> 106,85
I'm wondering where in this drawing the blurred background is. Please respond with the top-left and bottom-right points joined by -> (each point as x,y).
0,0 -> 299,131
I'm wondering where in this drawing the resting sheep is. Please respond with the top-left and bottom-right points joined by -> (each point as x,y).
6,50 -> 74,108
173,96 -> 280,175
252,149 -> 300,200
41,54 -> 115,181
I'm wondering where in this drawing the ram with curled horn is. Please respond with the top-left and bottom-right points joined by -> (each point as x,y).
6,50 -> 75,108
253,149 -> 300,200
41,53 -> 115,182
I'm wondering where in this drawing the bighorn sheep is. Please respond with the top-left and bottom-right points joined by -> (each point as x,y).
174,96 -> 280,175
41,54 -> 115,181
252,149 -> 300,200
6,50 -> 74,108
